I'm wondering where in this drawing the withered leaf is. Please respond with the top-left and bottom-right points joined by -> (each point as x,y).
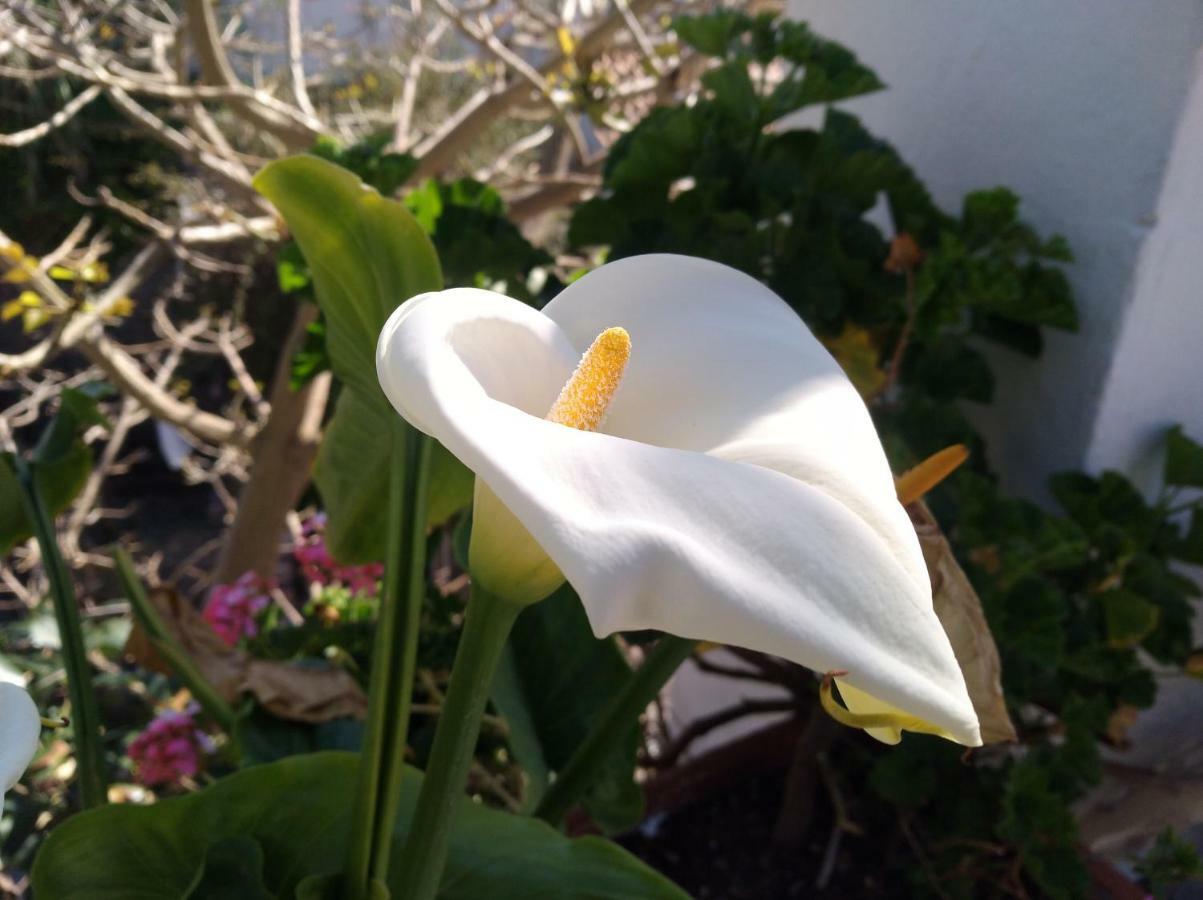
124,587 -> 365,724
909,502 -> 1017,744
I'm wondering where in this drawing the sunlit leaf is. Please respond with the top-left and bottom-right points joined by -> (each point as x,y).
254,155 -> 442,562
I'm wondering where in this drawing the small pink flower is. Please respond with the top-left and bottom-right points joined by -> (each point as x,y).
203,571 -> 273,646
293,515 -> 383,595
128,709 -> 212,787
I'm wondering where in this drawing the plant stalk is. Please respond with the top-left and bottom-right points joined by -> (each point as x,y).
12,455 -> 107,809
534,634 -> 697,826
112,547 -> 237,732
345,419 -> 431,900
369,426 -> 432,884
392,586 -> 522,900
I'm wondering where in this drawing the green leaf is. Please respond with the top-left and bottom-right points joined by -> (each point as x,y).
254,155 -> 442,562
1164,425 -> 1203,489
1170,508 -> 1203,564
491,586 -> 644,833
1099,590 -> 1160,649
0,388 -> 104,554
426,443 -> 474,526
32,752 -> 687,900
254,155 -> 440,398
277,242 -> 313,295
1137,828 -> 1203,894
767,22 -> 885,118
702,63 -> 760,126
991,575 -> 1066,664
184,837 -> 275,900
999,759 -> 1087,900
234,707 -> 364,766
907,336 -> 994,403
405,178 -> 552,302
311,388 -> 393,563
1050,470 -> 1155,552
672,11 -> 752,58
296,873 -> 390,900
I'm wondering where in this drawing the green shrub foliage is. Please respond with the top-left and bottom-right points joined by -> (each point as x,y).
570,12 -> 1201,898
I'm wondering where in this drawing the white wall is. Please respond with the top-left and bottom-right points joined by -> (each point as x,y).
1086,48 -> 1203,493
787,0 -> 1203,498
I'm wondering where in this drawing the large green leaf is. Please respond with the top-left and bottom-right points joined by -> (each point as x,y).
254,156 -> 443,562
491,586 -> 644,833
254,155 -> 441,397
31,752 -> 686,900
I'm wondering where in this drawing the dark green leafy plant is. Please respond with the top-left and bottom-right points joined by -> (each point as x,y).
1137,828 -> 1203,899
566,10 -> 1199,897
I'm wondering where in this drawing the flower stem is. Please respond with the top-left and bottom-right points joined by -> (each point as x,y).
345,420 -> 431,900
10,455 -> 107,809
370,426 -> 432,883
534,635 -> 697,826
392,586 -> 522,900
113,547 -> 236,733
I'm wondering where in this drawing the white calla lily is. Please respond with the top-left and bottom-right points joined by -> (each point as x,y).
1,682 -> 40,808
376,254 -> 981,746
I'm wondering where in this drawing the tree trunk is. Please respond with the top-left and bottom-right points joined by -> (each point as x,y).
213,305 -> 330,584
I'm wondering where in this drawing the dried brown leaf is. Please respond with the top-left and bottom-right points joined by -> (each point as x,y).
910,502 -> 1017,744
123,587 -> 366,724
244,661 -> 367,723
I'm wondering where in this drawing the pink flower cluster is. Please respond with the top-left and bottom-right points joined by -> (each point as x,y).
293,514 -> 383,595
202,571 -> 273,646
128,710 -> 212,787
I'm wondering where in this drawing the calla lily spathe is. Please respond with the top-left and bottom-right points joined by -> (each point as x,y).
1,682 -> 40,808
376,254 -> 981,746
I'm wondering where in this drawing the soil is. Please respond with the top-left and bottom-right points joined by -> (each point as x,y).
619,766 -> 904,900
597,718 -> 906,900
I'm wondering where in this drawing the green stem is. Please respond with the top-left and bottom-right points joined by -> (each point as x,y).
113,547 -> 236,732
345,419 -> 431,900
369,427 -> 431,884
392,587 -> 522,900
534,635 -> 697,826
12,455 -> 107,809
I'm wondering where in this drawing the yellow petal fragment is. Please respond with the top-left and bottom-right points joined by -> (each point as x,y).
895,444 -> 969,506
819,673 -> 952,742
545,326 -> 631,432
823,325 -> 886,401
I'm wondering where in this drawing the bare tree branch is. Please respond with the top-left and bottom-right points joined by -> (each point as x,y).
182,0 -> 322,149
0,83 -> 101,147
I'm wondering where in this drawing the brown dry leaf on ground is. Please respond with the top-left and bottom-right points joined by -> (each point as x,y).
243,659 -> 367,722
909,502 -> 1017,744
124,587 -> 366,723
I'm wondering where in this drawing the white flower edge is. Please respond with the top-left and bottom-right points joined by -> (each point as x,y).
377,255 -> 981,746
1,682 -> 40,808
